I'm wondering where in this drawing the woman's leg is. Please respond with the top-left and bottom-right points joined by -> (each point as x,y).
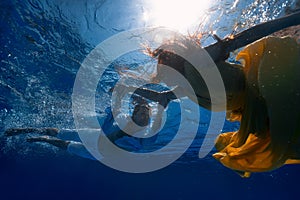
27,136 -> 97,160
27,136 -> 70,150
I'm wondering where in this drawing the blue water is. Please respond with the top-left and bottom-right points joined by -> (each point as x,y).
1,0 -> 300,199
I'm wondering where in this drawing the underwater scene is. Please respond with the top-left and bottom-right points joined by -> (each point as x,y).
1,0 -> 300,199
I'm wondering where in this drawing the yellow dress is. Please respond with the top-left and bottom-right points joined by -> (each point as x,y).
213,36 -> 300,175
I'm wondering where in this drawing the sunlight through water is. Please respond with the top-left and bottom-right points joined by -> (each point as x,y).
142,0 -> 211,32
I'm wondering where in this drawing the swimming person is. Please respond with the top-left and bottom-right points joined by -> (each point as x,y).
212,36 -> 300,175
128,11 -> 300,177
132,34 -> 300,177
111,13 -> 300,176
5,96 -> 164,160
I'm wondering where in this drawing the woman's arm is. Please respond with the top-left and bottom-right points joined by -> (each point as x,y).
205,11 -> 300,62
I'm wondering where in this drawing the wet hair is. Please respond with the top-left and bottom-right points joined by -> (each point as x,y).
132,103 -> 151,127
130,94 -> 151,126
145,39 -> 192,75
132,104 -> 150,115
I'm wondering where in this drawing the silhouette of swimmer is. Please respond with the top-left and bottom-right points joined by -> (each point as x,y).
135,35 -> 300,177
4,11 -> 300,175
5,97 -> 164,160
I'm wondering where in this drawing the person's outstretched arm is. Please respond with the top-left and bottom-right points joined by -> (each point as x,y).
205,10 -> 300,62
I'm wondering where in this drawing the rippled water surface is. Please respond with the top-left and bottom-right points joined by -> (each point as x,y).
1,0 -> 300,199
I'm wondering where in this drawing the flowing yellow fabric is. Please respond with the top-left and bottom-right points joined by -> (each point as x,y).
214,131 -> 274,172
213,36 -> 300,175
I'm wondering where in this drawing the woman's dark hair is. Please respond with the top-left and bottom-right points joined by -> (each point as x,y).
132,103 -> 151,127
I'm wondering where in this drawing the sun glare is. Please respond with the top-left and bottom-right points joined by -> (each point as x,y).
143,0 -> 211,32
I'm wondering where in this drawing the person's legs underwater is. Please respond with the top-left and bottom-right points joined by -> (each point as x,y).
27,136 -> 70,150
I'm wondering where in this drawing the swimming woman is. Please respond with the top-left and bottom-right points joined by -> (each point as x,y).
5,96 -> 164,160
111,10 -> 298,177
135,30 -> 300,177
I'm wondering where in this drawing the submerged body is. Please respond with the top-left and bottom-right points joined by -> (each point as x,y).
213,36 -> 300,173
3,33 -> 299,175
151,36 -> 300,175
4,101 -> 160,159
